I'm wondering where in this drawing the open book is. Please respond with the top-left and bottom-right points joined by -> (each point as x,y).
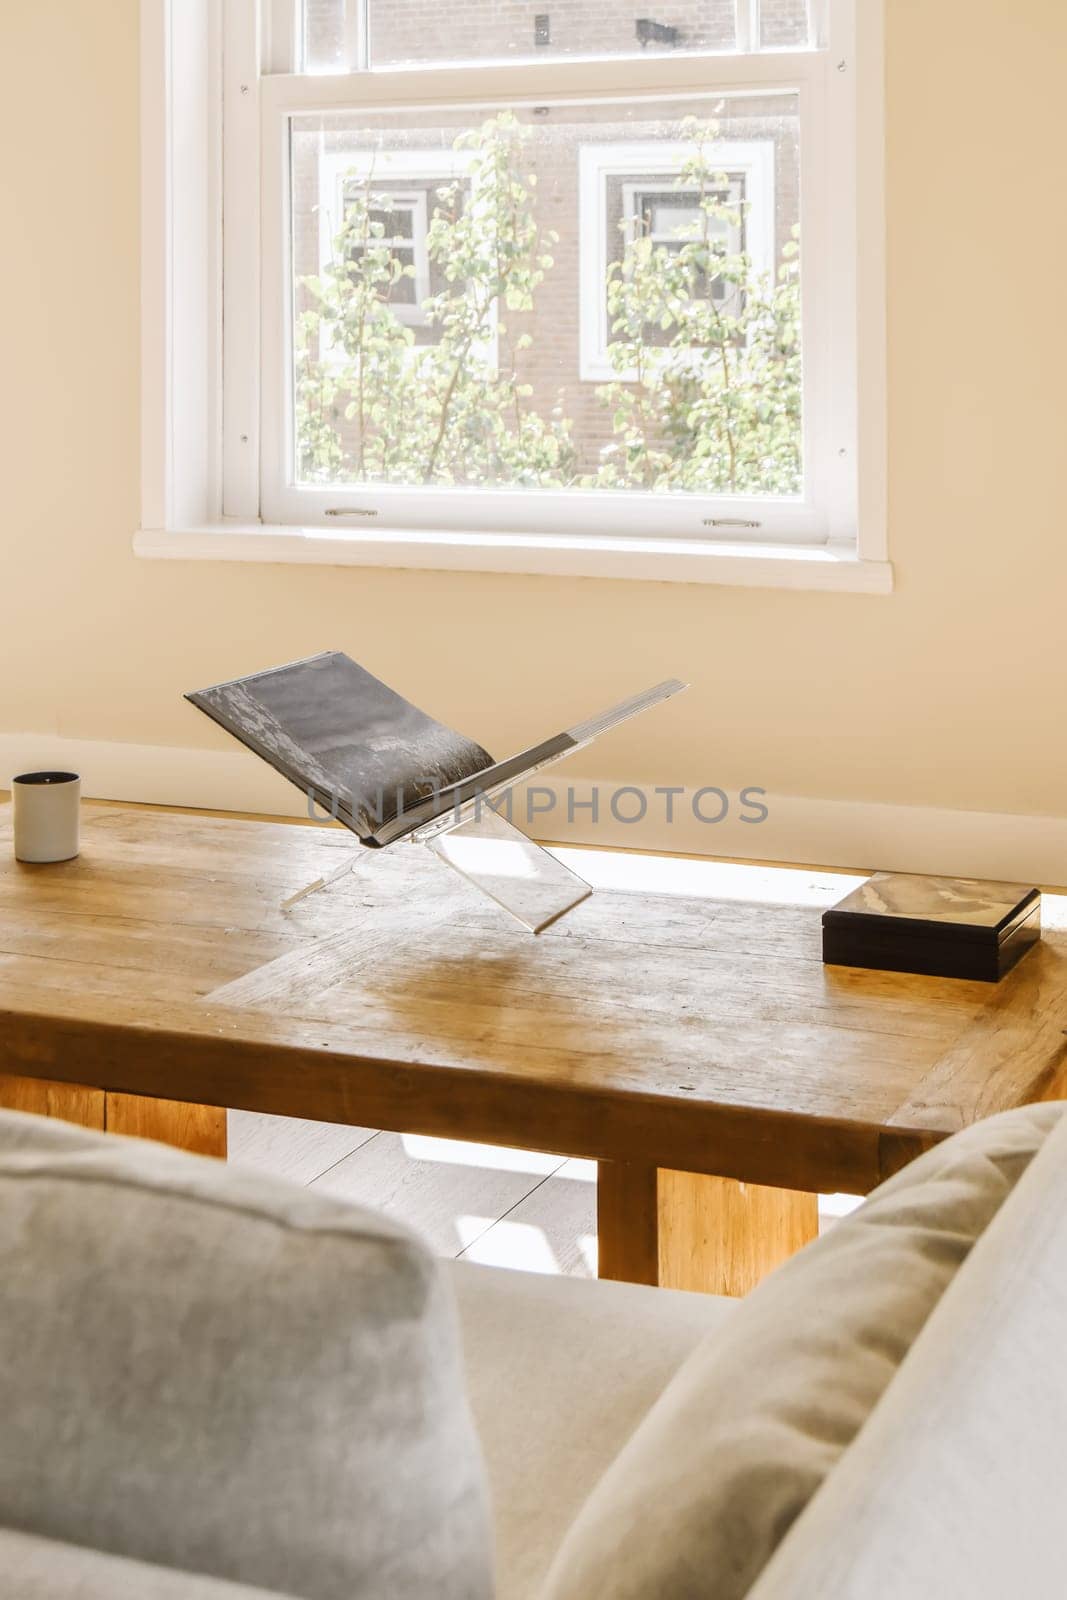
186,653 -> 687,929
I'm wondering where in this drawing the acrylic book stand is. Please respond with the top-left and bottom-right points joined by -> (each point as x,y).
187,656 -> 687,935
281,679 -> 688,933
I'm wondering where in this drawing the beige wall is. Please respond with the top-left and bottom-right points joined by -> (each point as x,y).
1,0 -> 1065,825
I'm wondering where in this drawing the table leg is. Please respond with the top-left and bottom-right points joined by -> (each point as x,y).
0,1073 -> 104,1129
598,1162 -> 819,1296
597,1160 -> 659,1285
105,1094 -> 227,1158
0,1075 -> 226,1158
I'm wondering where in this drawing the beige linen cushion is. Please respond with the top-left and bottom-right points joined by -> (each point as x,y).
541,1102 -> 1064,1600
746,1104 -> 1067,1599
0,1110 -> 493,1600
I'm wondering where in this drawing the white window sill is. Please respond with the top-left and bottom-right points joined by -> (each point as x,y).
133,525 -> 893,593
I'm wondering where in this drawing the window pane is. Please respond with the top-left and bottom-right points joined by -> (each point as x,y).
367,205 -> 415,242
304,0 -> 347,71
639,194 -> 702,236
304,0 -> 742,71
290,94 -> 802,498
760,0 -> 811,50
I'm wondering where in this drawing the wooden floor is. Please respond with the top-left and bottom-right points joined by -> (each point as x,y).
228,1111 -> 601,1277
228,1109 -> 856,1279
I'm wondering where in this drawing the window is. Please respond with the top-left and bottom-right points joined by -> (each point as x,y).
621,176 -> 745,321
303,0 -> 741,70
316,149 -> 478,341
622,184 -> 744,299
579,136 -> 775,383
621,179 -> 746,318
140,1 -> 888,585
343,190 -> 429,323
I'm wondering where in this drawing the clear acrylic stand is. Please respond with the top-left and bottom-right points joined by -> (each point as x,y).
280,795 -> 590,933
422,805 -> 591,934
279,853 -> 359,913
230,673 -> 688,932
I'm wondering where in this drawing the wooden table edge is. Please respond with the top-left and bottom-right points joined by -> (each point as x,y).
0,999 -> 949,1195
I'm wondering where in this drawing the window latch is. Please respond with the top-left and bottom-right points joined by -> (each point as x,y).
703,517 -> 762,530
325,507 -> 379,518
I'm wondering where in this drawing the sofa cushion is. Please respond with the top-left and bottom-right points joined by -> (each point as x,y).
541,1102 -> 1064,1600
0,1110 -> 492,1600
746,1103 -> 1067,1600
449,1260 -> 735,1600
0,1525 -> 301,1600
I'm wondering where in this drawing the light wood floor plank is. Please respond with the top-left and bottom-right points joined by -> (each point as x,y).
460,1165 -> 598,1278
311,1131 -> 565,1258
227,1109 -> 377,1185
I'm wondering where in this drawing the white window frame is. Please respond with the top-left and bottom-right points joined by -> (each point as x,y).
580,138 -> 773,382
137,0 -> 890,592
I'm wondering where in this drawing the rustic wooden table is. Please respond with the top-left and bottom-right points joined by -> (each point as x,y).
2,802 -> 1065,1295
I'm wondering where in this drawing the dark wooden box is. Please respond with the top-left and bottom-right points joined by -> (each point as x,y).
822,872 -> 1041,982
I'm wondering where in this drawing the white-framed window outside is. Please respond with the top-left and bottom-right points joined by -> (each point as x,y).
579,138 -> 774,381
343,189 -> 430,324
620,179 -> 745,308
317,148 -> 480,338
138,0 -> 889,588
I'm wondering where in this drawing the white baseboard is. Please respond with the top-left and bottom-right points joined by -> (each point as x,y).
2,733 -> 1065,884
539,779 -> 1067,885
0,734 -> 300,816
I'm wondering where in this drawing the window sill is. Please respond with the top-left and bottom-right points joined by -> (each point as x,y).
133,525 -> 893,593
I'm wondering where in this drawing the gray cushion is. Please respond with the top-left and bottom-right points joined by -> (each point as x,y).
0,1110 -> 492,1600
449,1260 -> 735,1600
0,1525 -> 300,1600
541,1102 -> 1064,1600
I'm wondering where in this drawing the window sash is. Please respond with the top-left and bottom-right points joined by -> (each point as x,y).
232,8 -> 855,546
291,0 -> 829,75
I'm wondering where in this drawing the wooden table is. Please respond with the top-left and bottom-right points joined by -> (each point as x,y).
1,801 -> 1065,1295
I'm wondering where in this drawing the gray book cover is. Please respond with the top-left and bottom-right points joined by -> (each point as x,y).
187,652 -> 494,841
187,653 -> 687,848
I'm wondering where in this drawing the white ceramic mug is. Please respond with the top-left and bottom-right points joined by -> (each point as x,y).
12,771 -> 81,863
